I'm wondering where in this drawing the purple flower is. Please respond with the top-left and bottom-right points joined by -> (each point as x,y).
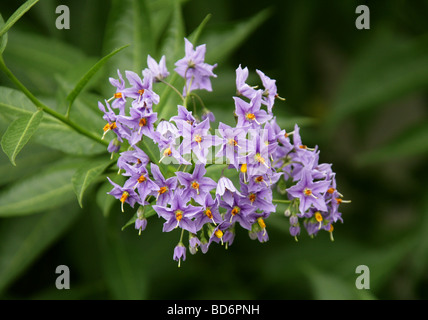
175,164 -> 217,204
179,118 -> 221,164
123,164 -> 159,201
153,189 -> 199,233
208,221 -> 232,246
234,90 -> 271,129
236,65 -> 257,99
286,168 -> 330,215
174,38 -> 217,95
117,108 -> 157,145
216,176 -> 243,207
145,54 -> 169,82
240,182 -> 276,214
107,177 -> 141,212
135,218 -> 147,236
171,105 -> 197,128
123,70 -> 160,107
221,193 -> 256,230
108,70 -> 127,115
107,138 -> 121,155
173,242 -> 186,267
117,146 -> 150,171
193,193 -> 223,231
256,69 -> 278,114
189,234 -> 201,255
150,163 -> 177,206
216,122 -> 249,168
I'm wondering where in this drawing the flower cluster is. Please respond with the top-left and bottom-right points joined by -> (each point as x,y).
99,38 -> 350,266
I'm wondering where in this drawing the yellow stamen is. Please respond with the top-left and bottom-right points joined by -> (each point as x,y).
158,186 -> 168,195
315,212 -> 323,222
304,188 -> 312,196
139,118 -> 147,127
137,175 -> 146,183
205,208 -> 213,219
327,188 -> 335,194
249,193 -> 256,204
175,210 -> 183,221
240,163 -> 247,173
257,217 -> 266,229
114,92 -> 123,99
246,113 -> 256,121
120,191 -> 129,212
138,89 -> 145,95
191,181 -> 200,194
215,229 -> 223,239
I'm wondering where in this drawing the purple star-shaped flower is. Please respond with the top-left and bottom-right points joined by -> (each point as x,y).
108,69 -> 127,115
240,182 -> 276,214
175,164 -> 217,204
122,164 -> 159,201
221,192 -> 256,230
193,193 -> 223,231
234,90 -> 272,129
150,163 -> 178,206
208,221 -> 232,246
117,145 -> 150,171
174,38 -> 217,96
117,107 -> 157,145
145,54 -> 169,82
107,177 -> 141,212
215,122 -> 249,168
153,189 -> 199,233
173,242 -> 186,267
123,70 -> 160,107
179,118 -> 221,164
286,168 -> 330,215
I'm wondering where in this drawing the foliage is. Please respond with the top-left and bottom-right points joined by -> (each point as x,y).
0,0 -> 427,300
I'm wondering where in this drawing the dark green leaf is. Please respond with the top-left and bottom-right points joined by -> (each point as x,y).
0,159 -> 84,217
66,45 -> 129,114
1,109 -> 43,166
0,203 -> 81,295
327,33 -> 428,129
72,158 -> 114,208
0,14 -> 8,55
0,0 -> 39,39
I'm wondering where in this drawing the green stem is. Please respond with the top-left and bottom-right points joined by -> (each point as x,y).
0,57 -> 108,147
159,78 -> 185,103
272,199 -> 292,204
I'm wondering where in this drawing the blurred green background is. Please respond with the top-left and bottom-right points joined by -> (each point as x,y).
0,0 -> 427,300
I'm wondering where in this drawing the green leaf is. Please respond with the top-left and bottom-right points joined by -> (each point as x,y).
327,32 -> 428,129
1,109 -> 43,166
3,30 -> 88,94
66,45 -> 129,115
356,120 -> 428,165
96,177 -> 121,217
0,159 -> 83,217
72,158 -> 114,208
0,0 -> 39,39
102,0 -> 153,96
0,86 -> 37,120
121,206 -> 155,231
0,203 -> 81,295
33,120 -> 106,156
202,8 -> 272,63
0,14 -> 8,55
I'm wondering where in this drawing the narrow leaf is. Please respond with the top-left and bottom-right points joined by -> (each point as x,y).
72,158 -> 114,208
0,160 -> 83,217
0,0 -> 39,38
0,14 -> 8,55
1,109 -> 43,166
66,45 -> 129,112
